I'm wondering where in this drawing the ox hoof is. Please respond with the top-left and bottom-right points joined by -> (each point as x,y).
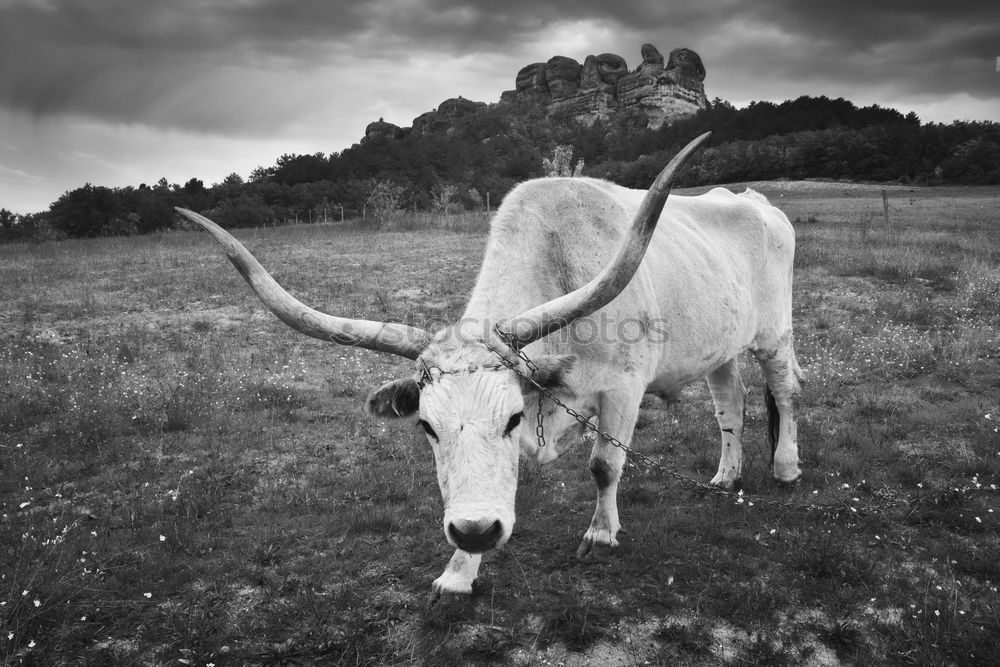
429,575 -> 474,603
773,462 -> 802,486
576,530 -> 620,559
773,470 -> 802,487
708,475 -> 742,492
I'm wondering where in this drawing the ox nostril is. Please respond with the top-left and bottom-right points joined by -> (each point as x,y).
488,520 -> 502,540
447,519 -> 504,553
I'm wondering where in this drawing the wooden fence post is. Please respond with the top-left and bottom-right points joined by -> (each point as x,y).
882,189 -> 891,233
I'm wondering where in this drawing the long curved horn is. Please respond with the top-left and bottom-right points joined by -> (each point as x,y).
502,131 -> 711,349
175,208 -> 433,359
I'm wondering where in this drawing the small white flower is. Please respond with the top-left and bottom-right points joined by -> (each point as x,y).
27,639 -> 35,648
159,535 -> 166,542
975,517 -> 982,523
144,592 -> 152,599
19,501 -> 29,509
33,599 -> 40,607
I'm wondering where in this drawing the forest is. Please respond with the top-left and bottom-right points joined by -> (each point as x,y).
2,95 -> 998,241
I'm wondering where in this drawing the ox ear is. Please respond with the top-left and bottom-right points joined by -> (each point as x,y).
366,378 -> 421,418
522,354 -> 576,394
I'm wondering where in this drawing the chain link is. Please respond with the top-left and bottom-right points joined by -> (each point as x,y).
482,325 -> 996,518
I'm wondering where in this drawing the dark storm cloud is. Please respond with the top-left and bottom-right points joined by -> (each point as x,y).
742,1 -> 1000,100
0,0 -> 996,135
0,1 -> 374,129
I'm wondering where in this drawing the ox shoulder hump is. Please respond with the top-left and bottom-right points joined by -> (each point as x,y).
739,187 -> 772,205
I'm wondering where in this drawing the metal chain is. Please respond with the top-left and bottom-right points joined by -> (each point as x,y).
481,325 -> 996,518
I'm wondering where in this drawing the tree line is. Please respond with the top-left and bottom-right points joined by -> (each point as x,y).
2,95 -> 998,242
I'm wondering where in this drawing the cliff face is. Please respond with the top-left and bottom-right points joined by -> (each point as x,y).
501,44 -> 708,130
362,43 -> 707,142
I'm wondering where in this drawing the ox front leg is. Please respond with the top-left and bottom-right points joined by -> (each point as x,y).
430,549 -> 482,601
577,392 -> 640,558
707,358 -> 747,490
754,342 -> 802,484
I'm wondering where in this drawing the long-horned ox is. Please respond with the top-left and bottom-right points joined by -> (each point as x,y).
175,132 -> 804,598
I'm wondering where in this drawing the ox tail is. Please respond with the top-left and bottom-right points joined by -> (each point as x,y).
764,384 -> 780,464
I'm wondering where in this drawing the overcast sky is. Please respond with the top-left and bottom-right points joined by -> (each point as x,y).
1,0 -> 997,213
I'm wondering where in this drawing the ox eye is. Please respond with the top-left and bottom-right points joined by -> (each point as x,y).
417,419 -> 438,441
503,412 -> 524,437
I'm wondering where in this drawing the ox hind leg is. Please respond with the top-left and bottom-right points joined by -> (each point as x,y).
707,358 -> 747,490
753,339 -> 803,484
576,389 -> 642,558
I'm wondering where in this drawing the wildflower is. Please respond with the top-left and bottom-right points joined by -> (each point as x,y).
160,535 -> 166,542
33,599 -> 40,607
27,639 -> 35,648
144,592 -> 152,599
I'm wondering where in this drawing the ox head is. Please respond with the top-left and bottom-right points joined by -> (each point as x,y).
174,132 -> 709,555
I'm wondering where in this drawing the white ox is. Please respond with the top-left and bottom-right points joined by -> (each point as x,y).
174,133 -> 804,598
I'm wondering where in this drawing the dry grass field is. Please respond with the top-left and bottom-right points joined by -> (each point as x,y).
1,182 -> 998,665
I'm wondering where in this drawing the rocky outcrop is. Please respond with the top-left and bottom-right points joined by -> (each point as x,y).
363,117 -> 403,142
614,47 -> 707,129
504,43 -> 708,130
412,97 -> 488,135
366,43 -> 708,140
544,56 -> 582,99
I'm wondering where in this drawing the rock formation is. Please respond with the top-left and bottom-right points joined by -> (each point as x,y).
501,43 -> 707,130
365,43 -> 708,141
613,46 -> 708,130
411,97 -> 488,135
363,117 -> 402,142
